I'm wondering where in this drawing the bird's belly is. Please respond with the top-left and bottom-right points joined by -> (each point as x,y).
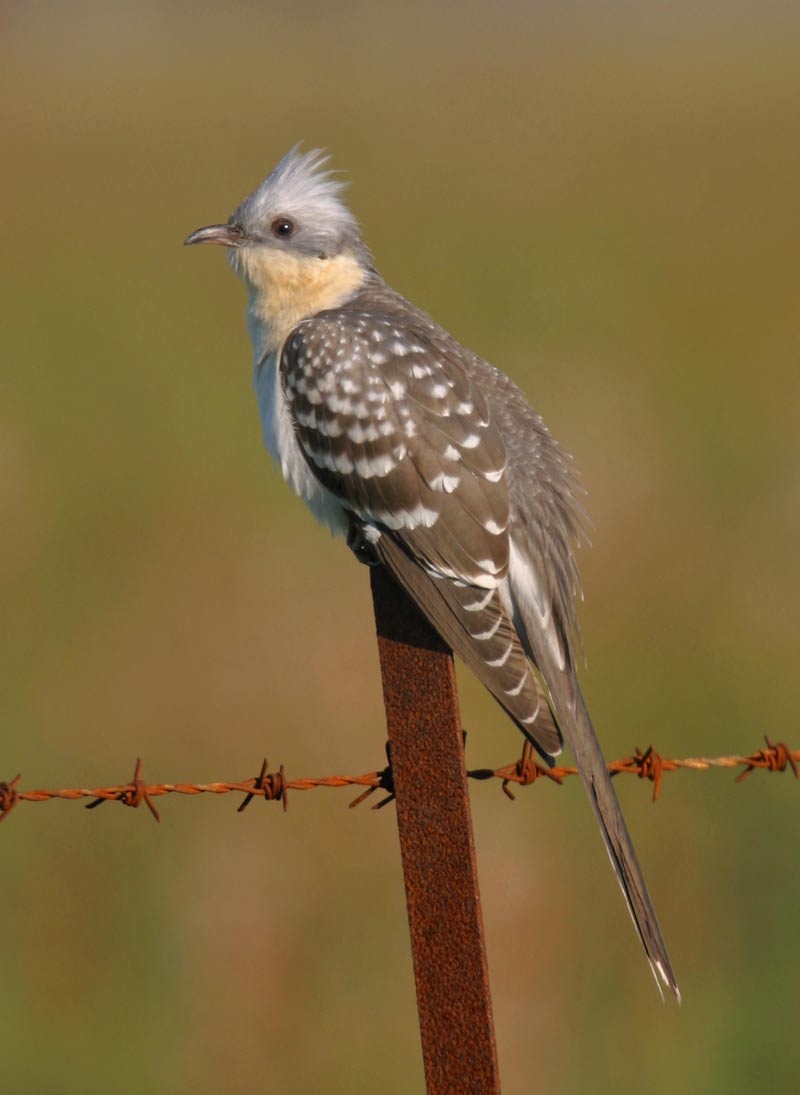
254,353 -> 349,539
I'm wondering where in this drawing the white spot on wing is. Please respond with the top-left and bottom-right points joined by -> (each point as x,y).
486,639 -> 514,667
326,393 -> 353,414
471,615 -> 503,641
463,588 -> 494,612
311,448 -> 354,475
520,701 -> 542,725
348,421 -> 381,443
354,451 -> 400,478
504,675 -> 526,697
317,416 -> 343,438
405,503 -> 439,527
429,470 -> 460,493
483,517 -> 506,535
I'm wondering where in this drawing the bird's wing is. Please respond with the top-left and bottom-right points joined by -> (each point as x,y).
280,310 -> 562,758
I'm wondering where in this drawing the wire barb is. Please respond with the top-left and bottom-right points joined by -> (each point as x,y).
609,746 -> 666,802
85,758 -> 161,822
1,735 -> 796,826
735,735 -> 799,783
237,759 -> 288,812
0,774 -> 21,823
349,742 -> 394,809
480,740 -> 565,800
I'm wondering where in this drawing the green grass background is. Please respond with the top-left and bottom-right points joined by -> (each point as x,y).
2,2 -> 798,1092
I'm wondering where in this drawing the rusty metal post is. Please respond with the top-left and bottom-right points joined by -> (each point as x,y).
370,566 -> 501,1094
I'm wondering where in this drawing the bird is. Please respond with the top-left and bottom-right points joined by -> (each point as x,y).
185,145 -> 679,1000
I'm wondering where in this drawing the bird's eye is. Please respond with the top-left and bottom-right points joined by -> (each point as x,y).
271,217 -> 296,239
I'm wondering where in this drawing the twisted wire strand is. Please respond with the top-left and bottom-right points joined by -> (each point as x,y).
0,736 -> 795,824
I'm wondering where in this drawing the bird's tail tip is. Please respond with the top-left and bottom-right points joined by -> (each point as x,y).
651,957 -> 681,1004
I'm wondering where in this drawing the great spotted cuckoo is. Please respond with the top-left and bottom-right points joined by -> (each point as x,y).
185,146 -> 679,1000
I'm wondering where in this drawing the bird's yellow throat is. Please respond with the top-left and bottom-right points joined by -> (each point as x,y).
233,247 -> 365,356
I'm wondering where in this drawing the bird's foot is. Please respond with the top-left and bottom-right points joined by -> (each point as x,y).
347,519 -> 380,567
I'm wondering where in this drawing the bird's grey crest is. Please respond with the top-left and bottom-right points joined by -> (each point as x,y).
231,145 -> 366,260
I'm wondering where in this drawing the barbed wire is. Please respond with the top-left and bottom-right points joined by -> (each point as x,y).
0,735 -> 796,825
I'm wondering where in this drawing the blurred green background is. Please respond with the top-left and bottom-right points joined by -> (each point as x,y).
2,1 -> 798,1092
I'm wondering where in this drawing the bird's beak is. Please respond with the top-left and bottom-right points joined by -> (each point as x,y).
184,224 -> 243,248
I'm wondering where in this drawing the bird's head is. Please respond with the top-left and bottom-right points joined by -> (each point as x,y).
185,147 -> 371,348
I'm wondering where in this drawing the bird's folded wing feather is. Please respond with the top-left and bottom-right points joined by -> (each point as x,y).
281,311 -> 562,757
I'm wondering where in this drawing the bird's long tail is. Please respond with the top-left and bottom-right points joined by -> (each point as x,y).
529,633 -> 680,1001
375,533 -> 680,999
